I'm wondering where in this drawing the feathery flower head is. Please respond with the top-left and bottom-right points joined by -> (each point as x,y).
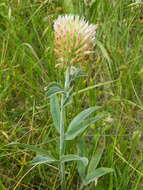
54,15 -> 97,68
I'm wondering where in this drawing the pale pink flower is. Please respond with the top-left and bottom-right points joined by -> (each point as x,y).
54,15 -> 97,68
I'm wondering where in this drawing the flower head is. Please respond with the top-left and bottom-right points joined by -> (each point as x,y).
54,15 -> 97,68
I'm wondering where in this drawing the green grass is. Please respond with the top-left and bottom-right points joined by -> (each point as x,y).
0,0 -> 143,189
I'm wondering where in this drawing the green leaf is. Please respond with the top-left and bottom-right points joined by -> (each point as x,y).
46,86 -> 64,97
9,142 -> 52,157
63,94 -> 73,106
87,136 -> 105,174
31,155 -> 57,166
63,87 -> 73,106
65,112 -> 106,140
50,94 -> 60,132
66,106 -> 101,133
47,82 -> 61,88
95,39 -> 112,71
61,154 -> 88,166
69,70 -> 86,84
10,144 -> 57,166
0,182 -> 6,190
77,138 -> 87,180
84,167 -> 114,185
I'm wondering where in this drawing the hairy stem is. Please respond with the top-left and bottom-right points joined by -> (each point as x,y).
60,94 -> 65,190
59,66 -> 71,189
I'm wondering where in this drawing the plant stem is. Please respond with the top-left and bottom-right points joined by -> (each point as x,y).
59,66 -> 71,189
60,94 -> 65,190
65,65 -> 70,89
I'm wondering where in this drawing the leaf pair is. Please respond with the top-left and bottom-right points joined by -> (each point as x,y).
9,142 -> 88,167
31,154 -> 88,167
47,69 -> 85,98
50,95 -> 107,138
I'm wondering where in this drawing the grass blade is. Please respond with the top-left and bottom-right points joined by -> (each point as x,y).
9,142 -> 52,157
0,182 -> 6,190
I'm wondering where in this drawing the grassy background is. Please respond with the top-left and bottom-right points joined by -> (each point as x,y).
0,0 -> 143,189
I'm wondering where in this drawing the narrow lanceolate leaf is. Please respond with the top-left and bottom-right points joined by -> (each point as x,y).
50,94 -> 60,132
67,106 -> 101,133
8,142 -> 52,157
77,138 -> 87,180
65,113 -> 106,140
87,136 -> 105,174
61,154 -> 88,166
69,70 -> 87,84
84,167 -> 114,185
47,82 -> 61,88
46,86 -> 64,97
31,155 -> 57,166
63,87 -> 73,106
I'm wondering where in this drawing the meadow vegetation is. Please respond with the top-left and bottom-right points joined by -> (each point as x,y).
0,0 -> 143,189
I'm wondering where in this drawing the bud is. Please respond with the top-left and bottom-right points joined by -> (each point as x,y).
53,15 -> 97,68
